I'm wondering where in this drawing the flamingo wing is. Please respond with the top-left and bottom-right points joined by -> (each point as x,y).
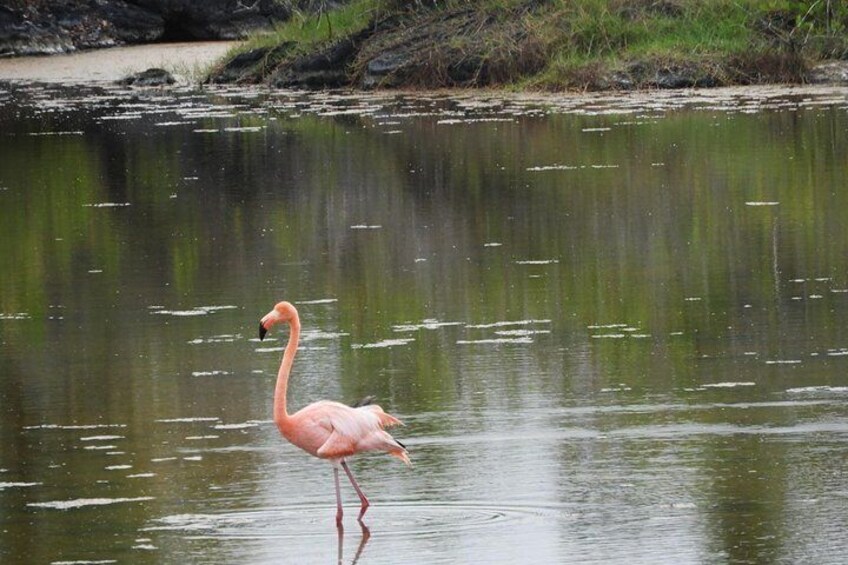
297,401 -> 407,463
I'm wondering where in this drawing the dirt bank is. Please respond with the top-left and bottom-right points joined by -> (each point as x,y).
207,1 -> 848,91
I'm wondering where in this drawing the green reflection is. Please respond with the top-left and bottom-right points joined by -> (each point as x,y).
1,85 -> 847,564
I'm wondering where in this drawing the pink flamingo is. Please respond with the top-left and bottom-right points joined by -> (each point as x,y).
259,301 -> 410,526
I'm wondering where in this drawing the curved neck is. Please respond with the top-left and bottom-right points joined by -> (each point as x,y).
273,314 -> 300,425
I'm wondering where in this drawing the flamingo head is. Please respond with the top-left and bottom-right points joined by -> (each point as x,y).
259,301 -> 298,341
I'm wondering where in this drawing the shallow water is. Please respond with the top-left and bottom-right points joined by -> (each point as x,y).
1,78 -> 848,564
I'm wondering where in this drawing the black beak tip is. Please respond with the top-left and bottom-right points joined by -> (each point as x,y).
259,323 -> 267,341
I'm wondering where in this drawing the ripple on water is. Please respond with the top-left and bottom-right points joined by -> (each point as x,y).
145,501 -> 572,541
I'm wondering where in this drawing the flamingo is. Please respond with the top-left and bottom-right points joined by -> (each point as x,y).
259,301 -> 410,526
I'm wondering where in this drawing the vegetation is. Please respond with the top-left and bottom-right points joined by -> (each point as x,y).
209,0 -> 847,89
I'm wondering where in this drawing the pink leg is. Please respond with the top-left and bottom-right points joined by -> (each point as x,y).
334,467 -> 344,527
341,460 -> 370,521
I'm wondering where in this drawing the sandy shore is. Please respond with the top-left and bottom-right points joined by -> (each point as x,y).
0,41 -> 238,83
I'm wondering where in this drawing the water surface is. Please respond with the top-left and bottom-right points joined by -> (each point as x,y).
1,79 -> 848,564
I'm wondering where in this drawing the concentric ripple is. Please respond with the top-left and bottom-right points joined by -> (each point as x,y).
145,500 -> 572,541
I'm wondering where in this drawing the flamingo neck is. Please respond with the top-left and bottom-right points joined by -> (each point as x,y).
273,314 -> 300,427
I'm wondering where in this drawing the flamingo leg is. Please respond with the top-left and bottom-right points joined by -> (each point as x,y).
341,460 -> 370,521
334,466 -> 344,527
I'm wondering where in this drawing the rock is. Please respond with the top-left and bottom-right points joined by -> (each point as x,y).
270,26 -> 377,89
808,61 -> 848,85
0,0 -> 304,57
207,44 -> 293,84
117,67 -> 175,86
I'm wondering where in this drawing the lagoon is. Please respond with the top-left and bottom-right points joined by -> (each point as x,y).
1,76 -> 848,563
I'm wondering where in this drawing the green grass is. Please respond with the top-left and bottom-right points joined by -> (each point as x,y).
228,0 -> 380,57
524,0 -> 762,88
213,0 -> 848,89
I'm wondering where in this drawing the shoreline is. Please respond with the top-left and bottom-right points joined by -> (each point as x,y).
0,41 -> 238,84
0,42 -> 845,103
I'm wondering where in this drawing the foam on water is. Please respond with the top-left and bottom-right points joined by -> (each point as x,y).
25,130 -> 84,136
393,320 -> 463,332
495,329 -> 551,336
223,126 -> 264,132
457,337 -> 534,345
153,305 -> 238,317
701,382 -> 756,388
515,259 -> 559,265
29,497 -> 154,510
466,319 -> 551,329
24,424 -> 127,430
80,435 -> 124,441
214,422 -> 262,430
50,559 -> 117,565
526,164 -> 618,171
156,417 -> 220,423
0,312 -> 30,320
786,386 -> 848,394
0,482 -> 42,490
352,338 -> 415,349
191,371 -> 231,377
187,334 -> 241,344
301,330 -> 350,341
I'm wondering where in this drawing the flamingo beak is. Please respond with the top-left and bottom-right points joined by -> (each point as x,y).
259,322 -> 268,341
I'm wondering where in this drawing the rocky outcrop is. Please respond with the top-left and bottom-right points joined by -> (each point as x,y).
208,5 -> 549,89
117,67 -> 175,86
808,61 -> 848,85
0,0 -> 303,57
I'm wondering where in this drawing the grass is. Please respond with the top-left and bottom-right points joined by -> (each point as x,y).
228,0 -> 380,57
523,1 -> 773,88
212,0 -> 848,90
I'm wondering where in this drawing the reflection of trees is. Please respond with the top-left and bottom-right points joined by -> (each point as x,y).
1,87 -> 848,561
701,435 -> 788,563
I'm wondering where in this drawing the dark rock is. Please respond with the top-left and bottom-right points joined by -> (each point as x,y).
654,67 -> 696,89
362,52 -> 406,88
0,0 -> 309,57
269,26 -> 376,89
607,60 -> 721,90
207,43 -> 293,84
808,61 -> 848,84
117,67 -> 175,86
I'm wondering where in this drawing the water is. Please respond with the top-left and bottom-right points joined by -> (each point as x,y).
1,78 -> 848,564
